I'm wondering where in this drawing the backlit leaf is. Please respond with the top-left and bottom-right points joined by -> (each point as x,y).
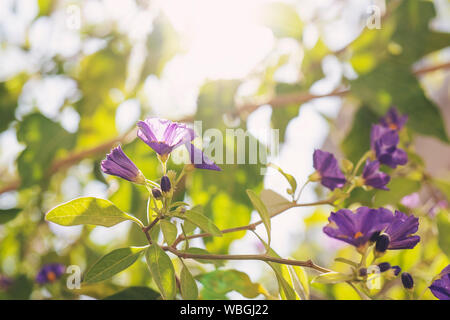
145,244 -> 176,300
46,197 -> 144,228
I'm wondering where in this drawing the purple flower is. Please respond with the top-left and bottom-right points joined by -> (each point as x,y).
380,107 -> 408,131
429,265 -> 450,300
137,118 -> 195,157
101,146 -> 145,184
185,143 -> 221,171
370,125 -> 408,168
400,193 -> 421,209
323,207 -> 393,252
383,210 -> 420,250
0,275 -> 13,290
362,160 -> 390,190
36,263 -> 65,285
312,150 -> 346,190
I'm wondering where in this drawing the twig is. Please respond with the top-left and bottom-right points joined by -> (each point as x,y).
165,246 -> 331,274
171,199 -> 334,247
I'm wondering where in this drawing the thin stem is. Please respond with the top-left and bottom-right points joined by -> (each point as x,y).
171,199 -> 334,247
352,151 -> 372,179
145,179 -> 160,188
346,281 -> 371,300
175,166 -> 187,187
143,216 -> 161,234
295,180 -> 310,202
165,247 -> 331,274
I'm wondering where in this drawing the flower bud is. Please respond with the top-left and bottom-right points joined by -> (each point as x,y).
401,272 -> 414,290
341,159 -> 354,173
378,262 -> 391,273
358,268 -> 367,277
161,175 -> 171,193
385,265 -> 401,280
151,188 -> 162,199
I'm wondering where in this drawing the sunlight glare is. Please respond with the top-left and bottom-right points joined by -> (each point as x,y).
159,0 -> 275,79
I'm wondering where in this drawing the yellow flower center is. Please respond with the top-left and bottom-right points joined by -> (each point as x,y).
354,231 -> 364,239
47,271 -> 56,282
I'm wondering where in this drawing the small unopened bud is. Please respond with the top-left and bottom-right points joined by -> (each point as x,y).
386,266 -> 401,280
358,268 -> 367,277
392,266 -> 401,276
341,159 -> 354,173
161,175 -> 171,193
377,262 -> 391,273
375,234 -> 390,255
401,272 -> 414,290
152,188 -> 162,199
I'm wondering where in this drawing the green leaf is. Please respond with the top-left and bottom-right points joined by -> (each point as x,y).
145,244 -> 177,300
373,177 -> 421,207
287,265 -> 310,300
103,286 -> 160,300
437,213 -> 450,256
351,62 -> 449,142
160,219 -> 178,245
46,197 -> 144,228
0,76 -> 25,133
180,265 -> 198,300
268,263 -> 297,300
173,209 -> 222,237
347,1 -> 450,143
341,106 -> 378,163
0,208 -> 21,224
17,113 -> 77,188
312,272 -> 353,284
267,163 -> 297,196
247,189 -> 271,246
84,246 -> 147,283
256,235 -> 297,300
259,189 -> 293,216
197,270 -> 261,299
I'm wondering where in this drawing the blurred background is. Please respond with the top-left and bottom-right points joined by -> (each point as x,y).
0,0 -> 449,299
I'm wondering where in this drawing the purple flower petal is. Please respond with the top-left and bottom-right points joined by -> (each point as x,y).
312,150 -> 346,190
101,146 -> 144,184
430,265 -> 450,300
384,210 -> 420,250
380,107 -> 408,131
185,143 -> 221,171
362,160 -> 390,190
371,124 -> 408,168
137,118 -> 195,156
323,207 -> 392,250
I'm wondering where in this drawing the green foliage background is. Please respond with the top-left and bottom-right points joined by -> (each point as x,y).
0,0 -> 449,300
